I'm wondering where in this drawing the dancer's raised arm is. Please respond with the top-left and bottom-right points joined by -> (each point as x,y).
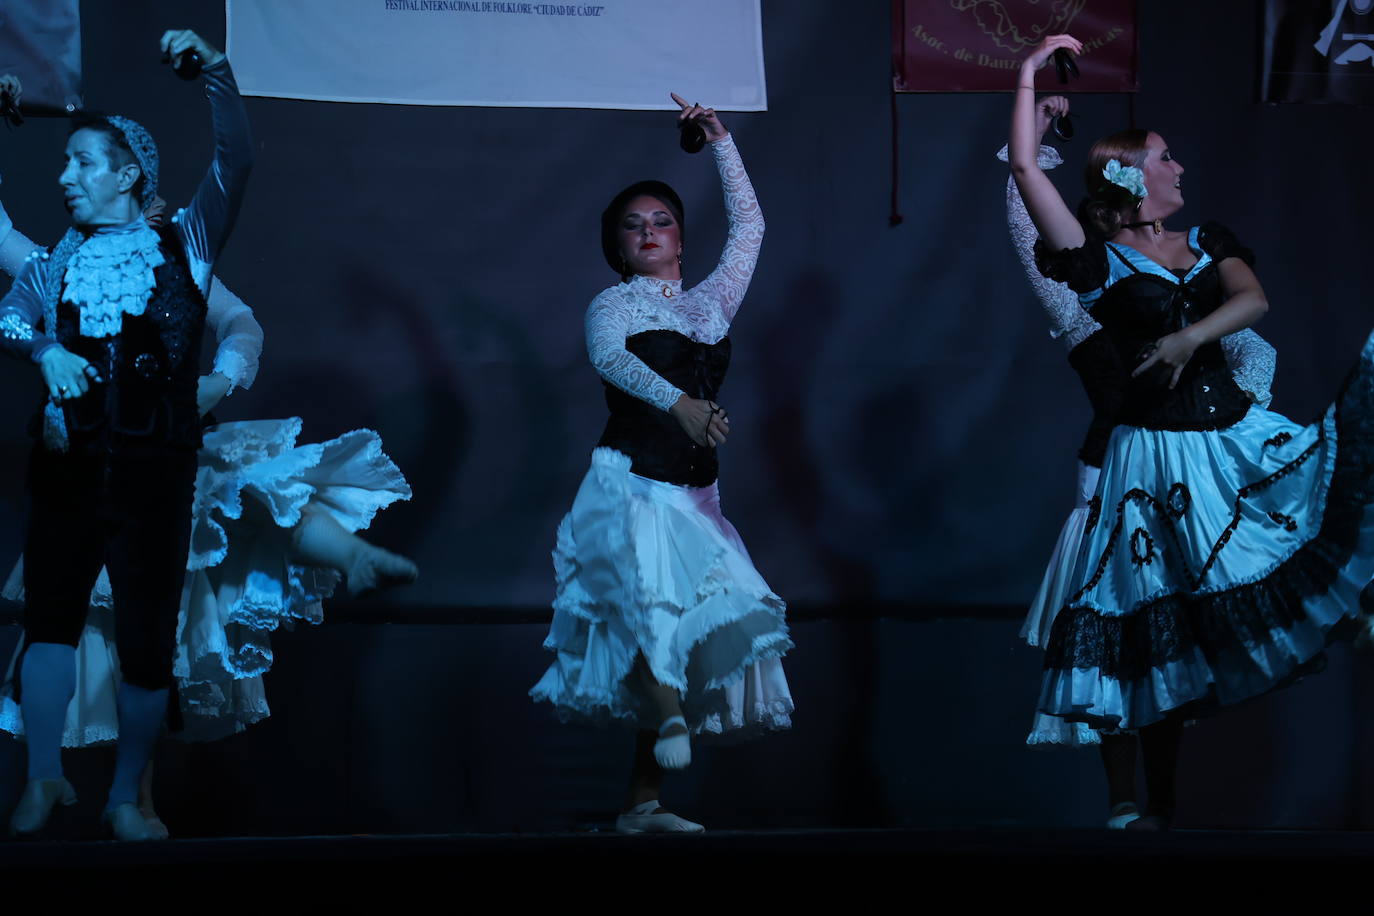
1009,35 -> 1085,252
670,93 -> 765,326
163,30 -> 254,294
999,98 -> 1099,351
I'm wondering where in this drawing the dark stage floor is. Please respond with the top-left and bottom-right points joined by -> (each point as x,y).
8,617 -> 1374,838
6,827 -> 1374,872
1,828 -> 1371,904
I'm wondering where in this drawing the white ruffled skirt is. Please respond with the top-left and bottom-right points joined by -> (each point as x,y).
531,448 -> 794,737
0,418 -> 411,746
1023,462 -> 1102,748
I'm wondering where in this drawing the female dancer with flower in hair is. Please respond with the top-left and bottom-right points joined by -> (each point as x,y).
1010,35 -> 1374,828
998,97 -> 1278,828
531,93 -> 792,833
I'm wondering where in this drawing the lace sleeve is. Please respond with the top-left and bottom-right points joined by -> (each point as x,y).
998,145 -> 1100,350
585,288 -> 685,412
205,278 -> 262,392
691,133 -> 764,327
1220,328 -> 1275,408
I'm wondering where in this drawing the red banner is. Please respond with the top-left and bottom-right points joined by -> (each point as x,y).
892,0 -> 1137,93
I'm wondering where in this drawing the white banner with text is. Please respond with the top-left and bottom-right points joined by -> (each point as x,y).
226,0 -> 766,110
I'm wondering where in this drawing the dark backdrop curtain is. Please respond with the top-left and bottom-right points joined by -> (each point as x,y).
0,0 -> 1368,615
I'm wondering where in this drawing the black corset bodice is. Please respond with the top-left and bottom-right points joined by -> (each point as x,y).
1091,262 -> 1251,431
1067,329 -> 1125,468
54,231 -> 208,451
1037,223 -> 1257,436
598,330 -> 731,487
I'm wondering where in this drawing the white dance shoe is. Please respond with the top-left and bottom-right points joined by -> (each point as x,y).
615,800 -> 705,834
8,777 -> 77,837
104,803 -> 158,842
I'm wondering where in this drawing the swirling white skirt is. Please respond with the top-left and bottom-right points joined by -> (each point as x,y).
0,418 -> 411,746
531,448 -> 794,737
1023,462 -> 1103,748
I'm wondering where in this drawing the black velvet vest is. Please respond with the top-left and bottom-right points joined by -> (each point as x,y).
55,228 -> 207,451
597,330 -> 731,487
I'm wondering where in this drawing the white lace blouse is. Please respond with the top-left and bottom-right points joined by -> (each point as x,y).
585,133 -> 764,412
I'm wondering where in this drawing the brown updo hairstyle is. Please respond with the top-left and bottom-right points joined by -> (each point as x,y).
1079,128 -> 1149,237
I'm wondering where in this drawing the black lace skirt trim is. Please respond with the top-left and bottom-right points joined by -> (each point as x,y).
1044,338 -> 1374,686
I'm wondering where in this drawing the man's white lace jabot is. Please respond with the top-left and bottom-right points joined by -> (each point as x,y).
61,224 -> 165,339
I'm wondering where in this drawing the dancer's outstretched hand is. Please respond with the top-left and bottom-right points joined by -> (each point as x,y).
671,394 -> 730,448
160,30 -> 225,71
197,371 -> 232,415
671,92 -> 727,142
1133,329 -> 1200,390
38,345 -> 99,403
1022,34 -> 1083,75
1036,95 -> 1069,140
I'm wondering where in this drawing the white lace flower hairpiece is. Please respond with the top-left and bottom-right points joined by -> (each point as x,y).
1102,158 -> 1147,201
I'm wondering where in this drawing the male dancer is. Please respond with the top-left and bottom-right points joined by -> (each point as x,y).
0,29 -> 252,840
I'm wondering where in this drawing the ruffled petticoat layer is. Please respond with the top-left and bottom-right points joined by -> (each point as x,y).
531,448 -> 794,737
0,418 -> 411,746
1024,462 -> 1103,748
1041,333 -> 1374,730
